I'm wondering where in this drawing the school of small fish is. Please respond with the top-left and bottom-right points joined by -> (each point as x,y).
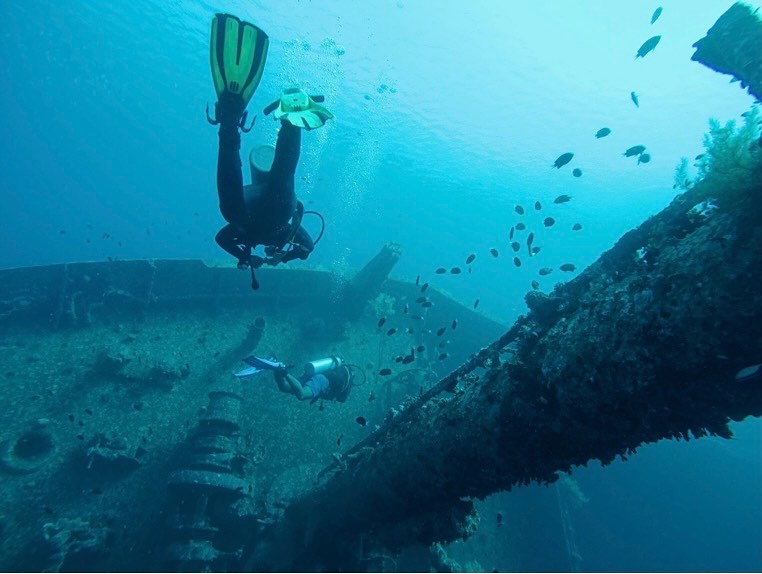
369,7 -> 668,404
551,7 -> 664,176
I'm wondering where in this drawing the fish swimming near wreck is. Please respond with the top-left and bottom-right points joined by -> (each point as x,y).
553,152 -> 574,168
635,35 -> 661,59
624,145 -> 646,157
595,127 -> 611,138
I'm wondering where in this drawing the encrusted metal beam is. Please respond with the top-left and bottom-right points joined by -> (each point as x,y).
243,142 -> 762,573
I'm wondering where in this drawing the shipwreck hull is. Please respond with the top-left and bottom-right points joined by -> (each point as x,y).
241,153 -> 762,570
0,256 -> 510,572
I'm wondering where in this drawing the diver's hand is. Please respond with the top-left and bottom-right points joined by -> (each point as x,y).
273,364 -> 288,379
238,255 -> 264,270
294,244 -> 311,260
264,251 -> 285,266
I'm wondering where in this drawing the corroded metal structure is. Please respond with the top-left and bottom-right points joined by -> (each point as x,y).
242,138 -> 762,571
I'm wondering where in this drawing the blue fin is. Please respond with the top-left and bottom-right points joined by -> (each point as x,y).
243,355 -> 284,370
234,366 -> 263,378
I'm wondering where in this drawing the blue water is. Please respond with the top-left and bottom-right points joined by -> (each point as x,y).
1,1 -> 760,571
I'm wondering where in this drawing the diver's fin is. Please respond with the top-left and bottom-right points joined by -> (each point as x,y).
264,94 -> 324,116
234,366 -> 263,378
210,14 -> 269,113
243,356 -> 285,371
269,87 -> 333,130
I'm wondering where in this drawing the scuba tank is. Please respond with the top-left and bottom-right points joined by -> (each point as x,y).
304,356 -> 344,376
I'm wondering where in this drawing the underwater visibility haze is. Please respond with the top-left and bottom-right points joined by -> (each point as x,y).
0,0 -> 761,572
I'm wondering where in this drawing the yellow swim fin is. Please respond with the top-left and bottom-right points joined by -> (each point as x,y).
210,14 -> 269,123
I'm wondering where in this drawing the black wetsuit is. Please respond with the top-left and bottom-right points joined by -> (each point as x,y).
215,121 -> 314,266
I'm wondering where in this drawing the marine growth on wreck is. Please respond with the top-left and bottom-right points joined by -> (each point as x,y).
1,2 -> 761,572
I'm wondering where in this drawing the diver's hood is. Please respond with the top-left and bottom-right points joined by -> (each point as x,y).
249,145 -> 275,185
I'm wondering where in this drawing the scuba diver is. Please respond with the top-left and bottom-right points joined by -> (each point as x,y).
207,14 -> 332,290
235,355 -> 364,404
